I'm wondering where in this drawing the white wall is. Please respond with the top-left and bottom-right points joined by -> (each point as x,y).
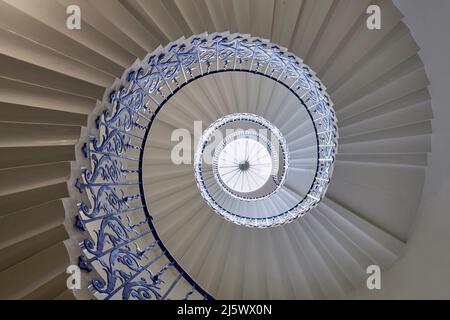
349,0 -> 450,299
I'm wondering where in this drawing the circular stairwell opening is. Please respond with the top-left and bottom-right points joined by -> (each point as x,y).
138,35 -> 338,228
74,33 -> 338,299
195,113 -> 289,202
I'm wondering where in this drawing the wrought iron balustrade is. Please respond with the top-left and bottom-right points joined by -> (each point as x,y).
74,32 -> 337,299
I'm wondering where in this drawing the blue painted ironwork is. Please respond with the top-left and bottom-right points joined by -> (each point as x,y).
74,33 -> 337,299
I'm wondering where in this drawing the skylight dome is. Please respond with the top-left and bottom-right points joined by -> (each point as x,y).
216,135 -> 273,194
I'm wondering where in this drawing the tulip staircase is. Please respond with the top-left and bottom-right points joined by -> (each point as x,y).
0,0 -> 435,300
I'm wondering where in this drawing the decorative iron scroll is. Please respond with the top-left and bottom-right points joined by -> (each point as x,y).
74,32 -> 337,299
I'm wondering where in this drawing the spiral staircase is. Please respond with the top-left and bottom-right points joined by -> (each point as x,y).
0,0 -> 444,300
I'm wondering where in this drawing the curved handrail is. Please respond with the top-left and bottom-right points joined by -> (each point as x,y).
73,32 -> 337,299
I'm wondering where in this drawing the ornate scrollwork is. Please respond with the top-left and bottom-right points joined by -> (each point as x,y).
77,185 -> 130,218
83,154 -> 126,184
122,280 -> 162,300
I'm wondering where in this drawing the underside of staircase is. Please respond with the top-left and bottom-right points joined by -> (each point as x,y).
0,0 -> 436,300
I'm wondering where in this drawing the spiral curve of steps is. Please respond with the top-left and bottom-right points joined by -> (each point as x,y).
0,0 -> 432,300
